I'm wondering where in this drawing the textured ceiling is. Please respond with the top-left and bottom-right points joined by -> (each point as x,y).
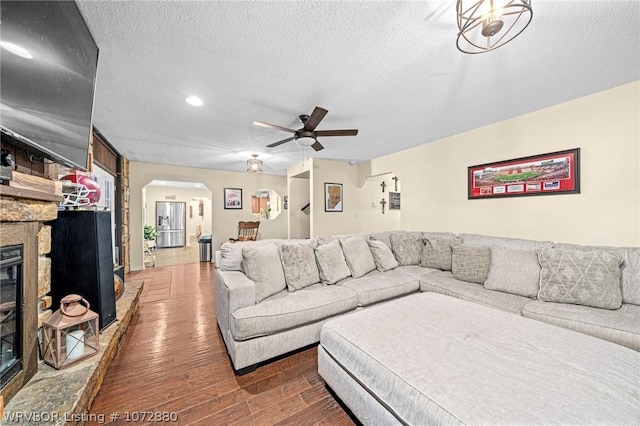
76,1 -> 640,176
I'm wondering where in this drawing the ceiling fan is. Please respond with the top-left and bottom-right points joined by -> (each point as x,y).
253,106 -> 358,152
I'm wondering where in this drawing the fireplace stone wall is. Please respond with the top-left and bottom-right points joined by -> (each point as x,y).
0,191 -> 59,403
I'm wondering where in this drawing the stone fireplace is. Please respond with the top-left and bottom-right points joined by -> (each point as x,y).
0,189 -> 59,403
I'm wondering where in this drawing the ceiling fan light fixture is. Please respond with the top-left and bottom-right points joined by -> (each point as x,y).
294,131 -> 316,147
456,0 -> 532,54
247,154 -> 263,173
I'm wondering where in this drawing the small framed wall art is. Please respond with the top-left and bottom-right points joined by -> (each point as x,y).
324,183 -> 343,212
468,148 -> 580,200
224,188 -> 243,209
389,192 -> 401,209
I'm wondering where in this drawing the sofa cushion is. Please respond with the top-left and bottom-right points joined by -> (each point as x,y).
451,244 -> 491,284
314,239 -> 351,285
340,269 -> 419,306
390,233 -> 423,266
421,237 -> 456,271
230,284 -> 358,340
522,301 -> 640,352
369,230 -> 406,249
280,242 -> 320,291
396,265 -> 439,280
537,248 -> 623,309
484,246 -> 540,298
554,243 -> 640,306
421,231 -> 458,241
367,239 -> 399,272
420,271 -> 531,314
316,232 -> 367,245
242,244 -> 287,303
459,233 -> 553,250
340,235 -> 377,278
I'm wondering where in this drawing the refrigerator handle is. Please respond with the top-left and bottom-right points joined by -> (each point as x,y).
158,216 -> 162,227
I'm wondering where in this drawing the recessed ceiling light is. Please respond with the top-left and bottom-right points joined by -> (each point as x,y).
185,96 -> 203,107
0,41 -> 32,59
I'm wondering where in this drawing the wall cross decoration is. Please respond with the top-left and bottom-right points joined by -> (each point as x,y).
392,176 -> 399,191
380,198 -> 387,214
381,181 -> 387,192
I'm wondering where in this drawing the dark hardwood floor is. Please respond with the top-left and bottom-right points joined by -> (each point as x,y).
88,262 -> 355,425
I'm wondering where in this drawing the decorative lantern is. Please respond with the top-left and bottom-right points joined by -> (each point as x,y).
40,294 -> 99,369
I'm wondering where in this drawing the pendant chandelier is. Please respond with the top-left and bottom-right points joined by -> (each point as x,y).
456,0 -> 533,54
247,154 -> 263,173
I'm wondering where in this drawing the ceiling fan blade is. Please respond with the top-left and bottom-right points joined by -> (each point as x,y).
253,121 -> 297,133
266,136 -> 295,148
314,129 -> 358,137
311,141 -> 324,151
303,107 -> 328,131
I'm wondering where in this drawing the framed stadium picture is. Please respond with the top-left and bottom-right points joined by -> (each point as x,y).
468,148 -> 580,200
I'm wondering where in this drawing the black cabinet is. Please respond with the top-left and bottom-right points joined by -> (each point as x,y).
49,210 -> 116,330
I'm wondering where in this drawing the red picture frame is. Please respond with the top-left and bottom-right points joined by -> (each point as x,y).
468,148 -> 580,199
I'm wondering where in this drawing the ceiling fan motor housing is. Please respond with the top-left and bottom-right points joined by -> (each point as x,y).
294,131 -> 316,146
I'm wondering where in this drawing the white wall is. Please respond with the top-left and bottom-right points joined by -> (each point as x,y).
370,81 -> 640,246
130,162 -> 287,270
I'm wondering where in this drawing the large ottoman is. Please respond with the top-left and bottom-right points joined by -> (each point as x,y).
318,293 -> 640,425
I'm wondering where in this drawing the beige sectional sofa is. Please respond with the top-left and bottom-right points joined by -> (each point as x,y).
215,231 -> 640,374
214,230 -> 640,374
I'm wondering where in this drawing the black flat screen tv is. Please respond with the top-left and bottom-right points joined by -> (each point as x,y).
0,1 -> 99,171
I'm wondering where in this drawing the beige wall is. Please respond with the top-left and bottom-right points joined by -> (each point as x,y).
358,172 -> 402,233
129,82 -> 639,270
370,81 -> 640,246
130,162 -> 287,270
310,158 -> 361,237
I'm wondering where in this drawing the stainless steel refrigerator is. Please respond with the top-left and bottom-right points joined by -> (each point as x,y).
156,202 -> 186,248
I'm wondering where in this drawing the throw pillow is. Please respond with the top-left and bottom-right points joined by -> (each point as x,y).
451,244 -> 491,284
340,235 -> 377,278
390,233 -> 423,266
421,237 -> 456,270
537,248 -> 623,309
314,240 -> 351,284
484,246 -> 541,298
279,242 -> 321,291
219,241 -> 244,271
241,244 -> 287,303
367,240 -> 399,272
369,230 -> 406,249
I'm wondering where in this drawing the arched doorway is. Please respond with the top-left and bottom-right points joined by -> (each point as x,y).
142,180 -> 212,267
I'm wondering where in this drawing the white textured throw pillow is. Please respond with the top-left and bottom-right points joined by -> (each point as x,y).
484,246 -> 541,298
280,242 -> 320,291
390,233 -> 423,265
242,244 -> 287,303
421,237 -> 457,270
537,248 -> 623,309
314,239 -> 351,284
451,244 -> 491,284
340,235 -> 377,278
368,239 -> 399,272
